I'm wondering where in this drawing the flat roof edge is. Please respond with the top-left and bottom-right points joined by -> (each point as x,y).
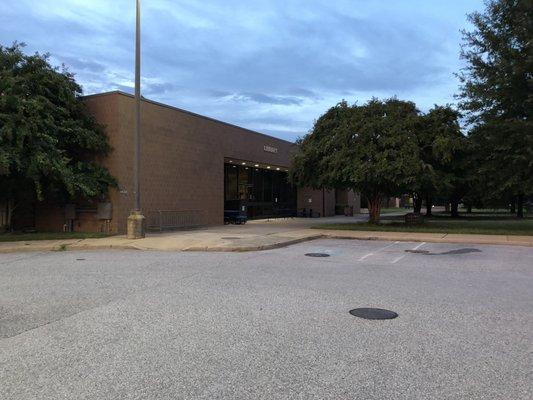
81,90 -> 296,146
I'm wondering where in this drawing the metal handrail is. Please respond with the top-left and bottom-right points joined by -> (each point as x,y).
146,210 -> 206,231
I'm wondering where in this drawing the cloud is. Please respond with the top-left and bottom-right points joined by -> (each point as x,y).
228,92 -> 303,106
0,0 -> 485,142
288,88 -> 322,100
113,84 -> 134,94
56,55 -> 107,73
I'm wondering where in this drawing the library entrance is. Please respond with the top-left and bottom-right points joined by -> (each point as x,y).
224,160 -> 297,219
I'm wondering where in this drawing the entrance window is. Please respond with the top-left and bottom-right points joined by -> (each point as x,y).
225,164 -> 238,201
253,168 -> 263,201
224,162 -> 296,219
263,170 -> 272,202
238,166 -> 251,201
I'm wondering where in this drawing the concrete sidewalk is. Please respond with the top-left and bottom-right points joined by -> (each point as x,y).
0,215 -> 532,253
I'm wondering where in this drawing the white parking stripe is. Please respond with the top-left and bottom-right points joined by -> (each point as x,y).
359,253 -> 374,261
358,241 -> 400,261
391,255 -> 405,264
391,242 -> 426,264
413,242 -> 426,250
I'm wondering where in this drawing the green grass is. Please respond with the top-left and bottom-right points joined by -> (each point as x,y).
378,207 -> 409,214
0,232 -> 110,242
458,207 -> 512,213
53,244 -> 68,252
316,212 -> 533,236
359,207 -> 412,214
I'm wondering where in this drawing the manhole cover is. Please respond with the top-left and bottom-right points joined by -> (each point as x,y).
221,237 -> 241,240
305,253 -> 330,257
349,308 -> 398,320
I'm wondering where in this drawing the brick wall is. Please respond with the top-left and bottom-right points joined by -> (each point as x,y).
35,91 -> 336,233
297,188 -> 336,217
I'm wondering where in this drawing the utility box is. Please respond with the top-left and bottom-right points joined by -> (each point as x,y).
97,202 -> 113,220
65,204 -> 76,220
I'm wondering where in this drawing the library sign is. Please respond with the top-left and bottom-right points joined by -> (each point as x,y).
263,145 -> 278,154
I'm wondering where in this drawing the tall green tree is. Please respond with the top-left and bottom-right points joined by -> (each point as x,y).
457,0 -> 533,217
0,43 -> 116,230
291,98 -> 422,223
412,105 -> 469,217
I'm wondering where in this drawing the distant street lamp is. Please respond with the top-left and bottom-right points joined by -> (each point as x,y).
127,0 -> 146,238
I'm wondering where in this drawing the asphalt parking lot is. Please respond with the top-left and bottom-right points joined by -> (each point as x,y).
1,240 -> 532,399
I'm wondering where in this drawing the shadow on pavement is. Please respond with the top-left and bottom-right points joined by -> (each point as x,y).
405,248 -> 482,255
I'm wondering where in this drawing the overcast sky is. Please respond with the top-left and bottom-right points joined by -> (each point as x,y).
0,0 -> 485,142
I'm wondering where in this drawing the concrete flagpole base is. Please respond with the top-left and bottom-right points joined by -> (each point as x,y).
127,211 -> 146,239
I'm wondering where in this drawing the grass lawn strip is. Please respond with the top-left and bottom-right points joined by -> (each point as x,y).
315,213 -> 533,236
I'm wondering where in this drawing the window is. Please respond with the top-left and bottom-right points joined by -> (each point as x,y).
225,164 -> 238,201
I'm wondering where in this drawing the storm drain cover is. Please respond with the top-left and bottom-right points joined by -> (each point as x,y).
305,253 -> 330,257
349,308 -> 398,320
76,258 -> 85,261
221,237 -> 241,240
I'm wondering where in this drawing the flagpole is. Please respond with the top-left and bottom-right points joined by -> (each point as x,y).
127,0 -> 145,238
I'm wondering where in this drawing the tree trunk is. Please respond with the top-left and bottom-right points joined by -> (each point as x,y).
467,204 -> 472,214
6,199 -> 16,232
413,195 -> 422,214
425,195 -> 432,217
510,199 -> 516,214
517,194 -> 524,219
367,194 -> 382,224
450,200 -> 459,218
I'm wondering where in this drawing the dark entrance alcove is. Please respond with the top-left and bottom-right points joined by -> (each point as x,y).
224,162 -> 296,219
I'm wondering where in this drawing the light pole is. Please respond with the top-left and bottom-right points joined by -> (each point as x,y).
127,0 -> 146,238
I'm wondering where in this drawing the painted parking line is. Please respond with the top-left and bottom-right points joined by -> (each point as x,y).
391,255 -> 405,264
412,242 -> 426,250
358,241 -> 400,261
391,242 -> 426,264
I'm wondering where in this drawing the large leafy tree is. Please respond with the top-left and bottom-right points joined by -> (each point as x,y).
291,98 -> 422,223
412,105 -> 470,217
0,43 -> 116,230
457,0 -> 533,217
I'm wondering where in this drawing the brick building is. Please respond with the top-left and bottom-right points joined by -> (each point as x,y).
34,91 -> 359,233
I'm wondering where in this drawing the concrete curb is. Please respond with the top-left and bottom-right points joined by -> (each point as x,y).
0,241 -> 77,254
319,231 -> 533,247
0,240 -> 139,254
0,231 -> 531,254
182,234 -> 324,252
